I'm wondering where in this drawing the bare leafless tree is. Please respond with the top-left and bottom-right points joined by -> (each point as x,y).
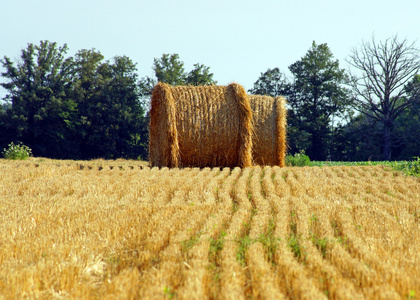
347,35 -> 420,160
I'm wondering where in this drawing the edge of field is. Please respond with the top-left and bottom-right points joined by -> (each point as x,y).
311,159 -> 420,177
1,156 -> 419,178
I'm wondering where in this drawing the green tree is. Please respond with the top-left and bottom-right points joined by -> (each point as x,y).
287,41 -> 351,160
186,63 -> 216,85
98,55 -> 148,159
393,74 -> 420,159
331,113 -> 383,161
153,53 -> 186,85
72,50 -> 147,159
138,76 -> 157,98
0,41 -> 77,157
347,36 -> 420,160
0,103 -> 11,150
248,67 -> 288,96
404,74 -> 420,101
139,54 -> 217,98
1,42 -> 148,159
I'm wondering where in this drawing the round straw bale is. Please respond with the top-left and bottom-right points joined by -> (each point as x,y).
149,83 -> 180,167
249,95 -> 287,166
149,82 -> 253,168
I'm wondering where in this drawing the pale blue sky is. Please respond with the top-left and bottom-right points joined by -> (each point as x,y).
1,0 -> 419,100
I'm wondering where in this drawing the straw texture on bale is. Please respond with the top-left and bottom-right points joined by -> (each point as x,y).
149,82 -> 253,168
250,95 -> 287,167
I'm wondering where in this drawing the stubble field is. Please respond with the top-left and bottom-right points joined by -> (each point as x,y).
0,158 -> 419,299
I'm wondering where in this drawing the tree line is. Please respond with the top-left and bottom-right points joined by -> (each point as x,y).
1,37 -> 419,161
0,44 -> 215,160
251,38 -> 420,161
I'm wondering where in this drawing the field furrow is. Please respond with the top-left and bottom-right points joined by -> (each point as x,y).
139,206 -> 211,298
246,166 -> 285,299
266,169 -> 325,299
220,168 -> 253,299
1,159 -> 419,299
177,167 -> 233,299
334,203 -> 416,297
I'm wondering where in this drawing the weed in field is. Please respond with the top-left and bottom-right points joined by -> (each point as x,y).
281,173 -> 287,180
232,200 -> 239,213
285,150 -> 311,167
311,236 -> 329,259
288,234 -> 305,263
311,158 -> 420,177
386,190 -> 395,197
392,157 -> 420,177
257,220 -> 281,264
406,290 -> 416,300
2,142 -> 32,160
181,231 -> 202,254
337,236 -> 349,248
163,286 -> 176,299
353,223 -> 363,231
290,210 -> 297,235
331,220 -> 350,249
236,235 -> 253,267
310,213 -> 318,224
206,230 -> 226,295
209,231 -> 226,262
309,214 -> 329,258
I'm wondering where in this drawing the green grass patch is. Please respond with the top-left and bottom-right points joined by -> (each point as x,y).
163,286 -> 176,299
310,157 -> 420,177
287,234 -> 305,263
181,230 -> 202,254
311,236 -> 329,259
236,235 -> 253,267
2,142 -> 32,160
236,220 -> 281,266
209,231 -> 226,262
309,213 -> 329,259
257,219 -> 281,264
285,150 -> 311,167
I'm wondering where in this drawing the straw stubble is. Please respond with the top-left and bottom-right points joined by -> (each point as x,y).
2,159 -> 418,299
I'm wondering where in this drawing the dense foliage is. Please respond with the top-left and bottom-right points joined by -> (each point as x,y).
1,38 -> 419,161
2,142 -> 32,160
250,39 -> 420,162
347,37 -> 420,160
286,42 -> 352,160
310,157 -> 420,177
285,150 -> 311,167
1,42 -> 148,159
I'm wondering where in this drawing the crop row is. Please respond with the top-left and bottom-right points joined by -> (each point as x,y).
0,161 -> 419,299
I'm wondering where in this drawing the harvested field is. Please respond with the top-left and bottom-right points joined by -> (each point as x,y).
1,158 -> 419,299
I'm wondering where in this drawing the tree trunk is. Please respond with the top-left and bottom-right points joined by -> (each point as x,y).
383,122 -> 392,161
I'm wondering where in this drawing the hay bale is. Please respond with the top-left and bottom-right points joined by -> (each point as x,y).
149,82 -> 253,168
250,95 -> 287,167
